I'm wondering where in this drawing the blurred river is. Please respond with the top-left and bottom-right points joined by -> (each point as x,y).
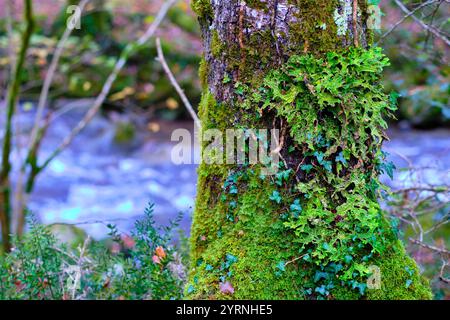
5,101 -> 450,238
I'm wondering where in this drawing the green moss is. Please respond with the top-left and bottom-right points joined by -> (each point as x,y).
198,57 -> 208,90
188,171 -> 303,299
245,0 -> 269,11
365,241 -> 432,300
191,0 -> 213,19
210,30 -> 223,58
288,0 -> 341,54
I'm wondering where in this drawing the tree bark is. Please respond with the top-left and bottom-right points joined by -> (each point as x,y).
188,0 -> 431,299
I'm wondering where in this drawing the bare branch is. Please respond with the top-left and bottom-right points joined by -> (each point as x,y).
393,0 -> 450,46
39,0 -> 177,171
155,37 -> 201,129
409,238 -> 450,255
26,0 -> 90,168
377,0 -> 439,44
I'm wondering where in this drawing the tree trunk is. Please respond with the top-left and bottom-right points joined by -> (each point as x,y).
188,0 -> 431,299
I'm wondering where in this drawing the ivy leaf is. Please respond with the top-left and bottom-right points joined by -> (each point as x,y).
219,281 -> 235,295
187,285 -> 195,294
379,161 -> 396,180
314,272 -> 329,283
290,199 -> 303,216
335,151 -> 347,166
276,261 -> 286,272
405,279 -> 413,288
269,190 -> 282,204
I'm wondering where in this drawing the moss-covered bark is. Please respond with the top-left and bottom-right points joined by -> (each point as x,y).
188,0 -> 432,299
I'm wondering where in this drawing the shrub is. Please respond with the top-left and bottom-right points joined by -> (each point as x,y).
0,203 -> 187,300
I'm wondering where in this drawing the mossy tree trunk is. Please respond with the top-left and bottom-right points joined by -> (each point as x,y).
188,0 -> 432,299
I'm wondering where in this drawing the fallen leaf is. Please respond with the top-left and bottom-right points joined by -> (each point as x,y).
219,281 -> 235,295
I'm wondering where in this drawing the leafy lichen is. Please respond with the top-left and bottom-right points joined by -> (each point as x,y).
188,46 -> 432,299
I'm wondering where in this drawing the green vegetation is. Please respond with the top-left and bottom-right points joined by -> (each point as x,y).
188,45 -> 432,299
0,204 -> 187,300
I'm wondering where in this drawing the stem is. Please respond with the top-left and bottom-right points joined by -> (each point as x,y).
155,38 -> 201,129
15,0 -> 90,236
353,0 -> 358,47
376,0 -> 438,44
39,0 -> 177,171
393,0 -> 449,46
0,0 -> 34,253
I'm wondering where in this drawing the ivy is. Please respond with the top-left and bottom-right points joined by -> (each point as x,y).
269,190 -> 282,204
238,47 -> 399,298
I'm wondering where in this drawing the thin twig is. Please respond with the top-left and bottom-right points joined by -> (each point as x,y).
377,0 -> 438,44
39,0 -> 177,171
409,238 -> 450,255
0,0 -> 34,252
26,0 -> 90,164
393,0 -> 450,46
14,0 -> 90,236
155,37 -> 201,129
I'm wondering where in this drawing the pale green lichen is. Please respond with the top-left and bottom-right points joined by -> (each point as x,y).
334,0 -> 352,36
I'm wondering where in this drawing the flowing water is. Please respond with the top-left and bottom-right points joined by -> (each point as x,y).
3,101 -> 449,238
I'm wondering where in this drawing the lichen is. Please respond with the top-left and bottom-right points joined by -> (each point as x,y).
334,0 -> 352,36
188,0 -> 431,300
188,46 -> 432,299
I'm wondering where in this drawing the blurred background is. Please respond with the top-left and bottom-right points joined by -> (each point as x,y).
0,0 -> 448,298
